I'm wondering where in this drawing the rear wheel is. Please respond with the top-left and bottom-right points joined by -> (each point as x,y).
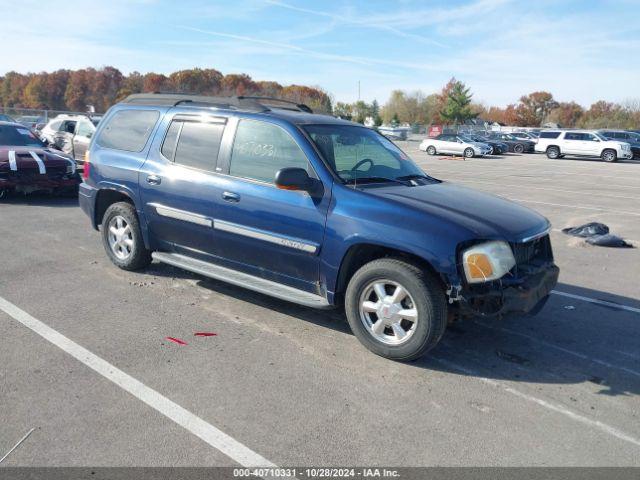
101,202 -> 151,271
546,146 -> 560,159
464,147 -> 475,158
601,149 -> 618,163
345,258 -> 447,361
514,143 -> 525,154
426,145 -> 436,155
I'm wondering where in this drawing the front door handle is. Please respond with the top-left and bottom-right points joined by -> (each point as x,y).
147,174 -> 162,185
222,191 -> 240,202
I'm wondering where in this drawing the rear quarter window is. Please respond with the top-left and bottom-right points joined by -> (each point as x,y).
97,109 -> 160,152
539,131 -> 560,139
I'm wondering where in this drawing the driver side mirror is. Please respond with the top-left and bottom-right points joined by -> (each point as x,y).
275,167 -> 318,192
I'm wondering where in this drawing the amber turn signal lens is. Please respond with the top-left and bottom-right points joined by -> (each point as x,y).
465,253 -> 494,280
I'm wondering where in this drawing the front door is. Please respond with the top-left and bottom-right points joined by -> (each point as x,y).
73,120 -> 94,161
212,118 -> 330,292
140,113 -> 227,257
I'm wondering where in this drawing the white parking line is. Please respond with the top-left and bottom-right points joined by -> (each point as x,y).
434,357 -> 640,448
473,320 -> 640,379
551,290 -> 640,315
0,295 -> 276,468
507,198 -> 640,216
450,179 -> 640,201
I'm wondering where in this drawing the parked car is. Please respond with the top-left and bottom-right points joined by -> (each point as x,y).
16,115 -> 46,131
485,132 -> 536,153
599,130 -> 640,159
511,131 -> 537,141
419,133 -> 492,158
0,121 -> 79,198
79,93 -> 559,361
535,130 -> 632,162
41,114 -> 100,163
461,134 -> 508,155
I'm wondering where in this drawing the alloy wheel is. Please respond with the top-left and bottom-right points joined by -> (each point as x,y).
359,279 -> 418,345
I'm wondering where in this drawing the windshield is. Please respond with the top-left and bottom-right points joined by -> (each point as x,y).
594,132 -> 608,141
0,124 -> 45,147
304,124 -> 425,183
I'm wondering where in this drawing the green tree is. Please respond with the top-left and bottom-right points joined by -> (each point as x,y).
439,80 -> 477,125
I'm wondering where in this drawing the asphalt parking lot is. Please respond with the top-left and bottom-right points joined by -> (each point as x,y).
1,146 -> 639,467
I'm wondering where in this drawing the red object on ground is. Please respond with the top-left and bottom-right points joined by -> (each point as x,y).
166,337 -> 188,345
194,332 -> 217,337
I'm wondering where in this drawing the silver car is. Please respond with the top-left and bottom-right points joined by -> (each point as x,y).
420,133 -> 492,158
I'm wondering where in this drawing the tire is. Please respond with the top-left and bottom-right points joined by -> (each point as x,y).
546,146 -> 560,159
488,146 -> 494,155
426,145 -> 436,155
344,258 -> 447,361
601,149 -> 618,163
101,201 -> 152,271
514,143 -> 525,154
463,147 -> 475,158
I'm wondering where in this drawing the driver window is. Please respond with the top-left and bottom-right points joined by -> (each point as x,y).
229,120 -> 310,184
76,121 -> 93,138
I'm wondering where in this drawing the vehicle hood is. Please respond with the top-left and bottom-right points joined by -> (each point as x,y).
366,182 -> 549,242
0,146 -> 76,173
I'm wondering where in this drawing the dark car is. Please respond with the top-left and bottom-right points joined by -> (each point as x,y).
79,93 -> 558,361
0,121 -> 80,198
462,134 -> 509,154
16,115 -> 47,131
486,132 -> 536,153
511,131 -> 537,141
599,130 -> 640,159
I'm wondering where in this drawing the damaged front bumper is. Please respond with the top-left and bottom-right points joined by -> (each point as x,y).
456,262 -> 560,318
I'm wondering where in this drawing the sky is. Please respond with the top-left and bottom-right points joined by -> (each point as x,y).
1,0 -> 639,107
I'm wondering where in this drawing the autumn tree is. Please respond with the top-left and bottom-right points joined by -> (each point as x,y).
546,102 -> 584,127
516,91 -> 558,126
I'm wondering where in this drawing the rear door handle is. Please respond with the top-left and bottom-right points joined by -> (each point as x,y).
222,191 -> 240,202
146,174 -> 162,185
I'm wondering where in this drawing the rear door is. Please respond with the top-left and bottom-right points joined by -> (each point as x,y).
562,132 -> 582,154
140,113 -> 227,258
211,117 -> 329,291
72,120 -> 94,161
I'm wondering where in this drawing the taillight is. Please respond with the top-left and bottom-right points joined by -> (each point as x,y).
82,161 -> 90,180
82,151 -> 90,180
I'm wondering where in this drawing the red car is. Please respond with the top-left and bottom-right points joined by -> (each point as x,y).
0,121 -> 80,198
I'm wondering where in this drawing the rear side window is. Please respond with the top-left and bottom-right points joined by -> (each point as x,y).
539,131 -> 560,139
161,120 -> 225,171
97,110 -> 159,152
564,132 -> 582,141
229,120 -> 309,184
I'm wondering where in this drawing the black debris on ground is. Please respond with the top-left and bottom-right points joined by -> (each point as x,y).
562,222 -> 633,248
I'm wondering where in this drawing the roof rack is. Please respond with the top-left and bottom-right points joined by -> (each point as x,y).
122,93 -> 313,114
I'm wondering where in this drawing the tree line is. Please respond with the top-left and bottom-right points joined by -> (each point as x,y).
338,78 -> 640,129
0,67 -> 333,114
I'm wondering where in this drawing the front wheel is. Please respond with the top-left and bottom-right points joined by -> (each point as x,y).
514,143 -> 525,154
463,147 -> 475,158
426,145 -> 436,155
601,149 -> 618,163
101,202 -> 152,271
345,258 -> 447,361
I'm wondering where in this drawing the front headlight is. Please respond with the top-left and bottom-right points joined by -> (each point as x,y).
462,241 -> 516,283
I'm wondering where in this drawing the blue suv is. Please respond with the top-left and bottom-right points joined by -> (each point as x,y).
79,94 -> 559,361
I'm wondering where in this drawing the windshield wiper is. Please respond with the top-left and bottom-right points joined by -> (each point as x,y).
344,176 -> 407,186
395,174 -> 439,183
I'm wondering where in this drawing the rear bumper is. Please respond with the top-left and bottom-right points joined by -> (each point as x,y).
0,175 -> 79,189
459,263 -> 560,318
79,182 -> 98,229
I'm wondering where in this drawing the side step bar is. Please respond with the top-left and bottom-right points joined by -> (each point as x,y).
152,252 -> 332,309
